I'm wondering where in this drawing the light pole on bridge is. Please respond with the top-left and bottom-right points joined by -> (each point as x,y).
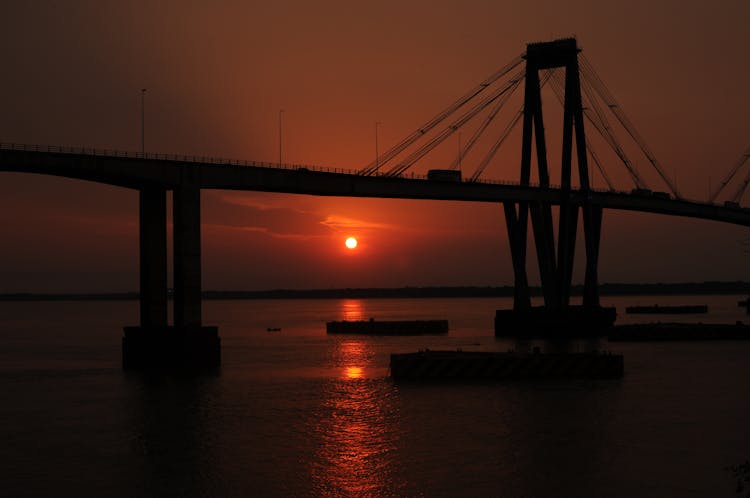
375,121 -> 381,175
458,132 -> 462,173
279,109 -> 285,165
141,88 -> 146,155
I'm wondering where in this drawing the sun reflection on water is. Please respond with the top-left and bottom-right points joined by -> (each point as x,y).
310,339 -> 403,495
340,299 -> 366,321
345,366 -> 364,379
336,341 -> 374,380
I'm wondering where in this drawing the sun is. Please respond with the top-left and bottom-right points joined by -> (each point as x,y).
345,237 -> 358,250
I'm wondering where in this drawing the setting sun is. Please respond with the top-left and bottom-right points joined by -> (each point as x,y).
345,237 -> 358,250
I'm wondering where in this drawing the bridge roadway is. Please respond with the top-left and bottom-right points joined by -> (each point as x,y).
2,147 -> 749,228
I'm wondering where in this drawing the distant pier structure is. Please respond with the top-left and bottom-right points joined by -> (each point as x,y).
498,38 -> 612,336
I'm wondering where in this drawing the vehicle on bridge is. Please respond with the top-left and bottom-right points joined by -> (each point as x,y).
427,169 -> 462,182
631,188 -> 653,196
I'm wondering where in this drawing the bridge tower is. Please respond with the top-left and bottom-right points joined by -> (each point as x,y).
499,38 -> 612,335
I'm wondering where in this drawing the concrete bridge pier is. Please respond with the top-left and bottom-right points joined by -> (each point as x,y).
503,201 -> 531,310
123,178 -> 219,370
497,199 -> 614,337
495,39 -> 615,337
171,179 -> 220,367
138,187 -> 168,329
173,180 -> 202,329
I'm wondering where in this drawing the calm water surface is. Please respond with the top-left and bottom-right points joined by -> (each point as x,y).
1,295 -> 749,497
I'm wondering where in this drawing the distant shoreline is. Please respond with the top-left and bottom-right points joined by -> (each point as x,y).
1,282 -> 749,301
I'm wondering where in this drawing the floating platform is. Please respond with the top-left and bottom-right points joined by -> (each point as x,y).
625,304 -> 708,314
326,319 -> 448,335
494,305 -> 616,338
609,322 -> 750,341
390,350 -> 623,380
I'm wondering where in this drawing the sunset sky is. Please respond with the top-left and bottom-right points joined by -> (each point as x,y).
0,0 -> 748,292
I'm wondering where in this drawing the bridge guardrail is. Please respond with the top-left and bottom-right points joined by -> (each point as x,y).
0,141 -> 542,186
0,141 -> 361,175
0,142 -> 554,187
0,142 -> 739,208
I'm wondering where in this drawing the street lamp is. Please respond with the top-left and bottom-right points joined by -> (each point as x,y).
458,132 -> 462,172
279,109 -> 285,165
141,88 -> 146,155
375,121 -> 381,175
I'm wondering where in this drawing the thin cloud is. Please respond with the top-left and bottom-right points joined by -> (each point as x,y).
218,192 -> 314,214
207,223 -> 325,241
319,214 -> 496,236
320,215 -> 399,232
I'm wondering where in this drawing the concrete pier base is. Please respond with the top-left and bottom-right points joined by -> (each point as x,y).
122,326 -> 220,369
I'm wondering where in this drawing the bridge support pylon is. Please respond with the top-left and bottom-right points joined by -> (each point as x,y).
138,187 -> 168,329
123,174 -> 219,370
497,38 -> 615,337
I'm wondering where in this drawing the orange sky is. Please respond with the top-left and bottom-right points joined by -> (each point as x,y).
0,1 -> 748,292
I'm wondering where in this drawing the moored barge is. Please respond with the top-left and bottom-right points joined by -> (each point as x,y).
609,322 -> 750,341
326,319 -> 449,335
625,304 -> 708,314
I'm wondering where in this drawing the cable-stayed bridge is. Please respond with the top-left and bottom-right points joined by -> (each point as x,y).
1,38 -> 747,367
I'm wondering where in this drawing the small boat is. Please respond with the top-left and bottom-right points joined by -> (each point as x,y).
266,327 -> 281,332
625,304 -> 708,314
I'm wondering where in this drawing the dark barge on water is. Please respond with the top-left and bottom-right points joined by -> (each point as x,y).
326,319 -> 449,335
494,305 -> 617,338
625,304 -> 708,314
609,322 -> 750,341
390,350 -> 623,380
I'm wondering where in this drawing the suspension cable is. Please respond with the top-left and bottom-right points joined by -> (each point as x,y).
547,70 -> 617,191
468,109 -> 523,182
359,54 -> 524,175
573,71 -> 648,189
385,68 -> 525,177
446,75 -> 523,170
581,55 -> 681,198
730,164 -> 750,204
586,140 -> 615,191
709,145 -> 750,202
467,70 -> 554,182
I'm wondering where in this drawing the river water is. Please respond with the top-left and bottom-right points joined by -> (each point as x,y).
1,295 -> 749,497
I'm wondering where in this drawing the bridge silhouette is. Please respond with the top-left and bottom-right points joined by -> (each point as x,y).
1,38 -> 748,367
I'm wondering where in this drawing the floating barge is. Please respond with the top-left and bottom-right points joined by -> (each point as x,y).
494,305 -> 616,338
326,319 -> 449,335
625,304 -> 708,314
390,350 -> 623,380
609,322 -> 750,341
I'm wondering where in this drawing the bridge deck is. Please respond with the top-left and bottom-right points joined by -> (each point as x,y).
2,146 -> 749,227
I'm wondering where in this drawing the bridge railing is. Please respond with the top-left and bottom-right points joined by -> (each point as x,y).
0,142 -> 628,191
0,142 -> 739,207
0,142 -> 367,176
